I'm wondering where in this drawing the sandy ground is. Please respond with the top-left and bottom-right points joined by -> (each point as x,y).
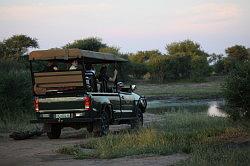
0,113 -> 188,166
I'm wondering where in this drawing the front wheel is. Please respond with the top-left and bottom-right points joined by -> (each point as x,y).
47,124 -> 61,139
93,111 -> 109,137
131,108 -> 143,129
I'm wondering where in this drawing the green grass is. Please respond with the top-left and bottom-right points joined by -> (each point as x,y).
57,111 -> 249,165
136,77 -> 223,99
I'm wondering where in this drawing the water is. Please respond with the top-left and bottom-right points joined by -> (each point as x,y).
147,99 -> 228,117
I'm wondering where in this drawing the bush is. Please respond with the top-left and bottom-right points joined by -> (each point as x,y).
130,62 -> 148,79
191,56 -> 210,81
0,60 -> 33,126
222,61 -> 250,120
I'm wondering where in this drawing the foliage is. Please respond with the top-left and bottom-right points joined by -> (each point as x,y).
208,53 -> 223,64
225,45 -> 249,61
129,62 -> 148,79
128,50 -> 162,64
222,61 -> 250,120
213,45 -> 249,75
166,39 -> 208,57
0,60 -> 34,131
191,56 -> 211,81
63,37 -> 107,51
148,56 -> 167,82
99,46 -> 120,55
0,34 -> 38,59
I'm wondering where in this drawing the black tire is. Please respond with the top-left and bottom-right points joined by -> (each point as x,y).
47,124 -> 61,139
131,108 -> 143,129
93,110 -> 109,137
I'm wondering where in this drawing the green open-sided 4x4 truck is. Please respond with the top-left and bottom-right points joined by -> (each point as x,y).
29,49 -> 147,139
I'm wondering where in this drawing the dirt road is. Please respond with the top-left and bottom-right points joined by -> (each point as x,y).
0,113 -> 188,166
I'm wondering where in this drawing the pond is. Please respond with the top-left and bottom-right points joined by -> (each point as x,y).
147,99 -> 228,117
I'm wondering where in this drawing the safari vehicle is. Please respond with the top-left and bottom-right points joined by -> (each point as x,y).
29,49 -> 147,139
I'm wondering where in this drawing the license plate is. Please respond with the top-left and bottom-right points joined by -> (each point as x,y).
56,114 -> 70,119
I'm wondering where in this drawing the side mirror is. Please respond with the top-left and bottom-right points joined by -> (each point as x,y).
131,85 -> 137,92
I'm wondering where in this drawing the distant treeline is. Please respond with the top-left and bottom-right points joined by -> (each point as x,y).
1,35 -> 250,83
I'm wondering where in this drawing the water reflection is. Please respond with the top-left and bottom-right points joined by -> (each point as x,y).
147,99 -> 228,117
207,101 -> 228,117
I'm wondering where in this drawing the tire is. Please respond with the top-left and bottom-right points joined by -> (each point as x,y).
131,108 -> 143,129
47,124 -> 61,139
93,110 -> 109,137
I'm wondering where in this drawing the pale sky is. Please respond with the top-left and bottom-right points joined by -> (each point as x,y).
0,0 -> 249,54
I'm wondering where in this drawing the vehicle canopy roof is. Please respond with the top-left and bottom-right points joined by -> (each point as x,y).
29,49 -> 127,64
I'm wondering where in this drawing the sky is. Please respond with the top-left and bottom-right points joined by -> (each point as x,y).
0,0 -> 249,54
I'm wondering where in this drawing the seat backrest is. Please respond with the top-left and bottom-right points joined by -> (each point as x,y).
34,71 -> 84,88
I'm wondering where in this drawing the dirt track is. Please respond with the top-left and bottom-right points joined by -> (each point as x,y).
0,113 -> 188,166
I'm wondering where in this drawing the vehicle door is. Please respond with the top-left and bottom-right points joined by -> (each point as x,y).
105,93 -> 122,119
119,92 -> 134,118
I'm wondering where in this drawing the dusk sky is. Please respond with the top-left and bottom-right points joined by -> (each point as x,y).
0,0 -> 249,55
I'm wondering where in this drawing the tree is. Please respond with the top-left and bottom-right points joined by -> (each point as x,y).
223,61 -> 250,120
165,40 -> 210,81
149,56 -> 168,82
191,56 -> 210,81
129,50 -> 162,64
225,45 -> 248,61
99,46 -> 120,55
1,34 -> 38,59
208,53 -> 223,64
166,39 -> 207,57
64,37 -> 107,51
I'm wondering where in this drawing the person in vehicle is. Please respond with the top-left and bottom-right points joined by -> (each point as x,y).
97,66 -> 118,92
85,63 -> 95,74
69,60 -> 82,70
85,63 -> 97,92
45,61 -> 58,71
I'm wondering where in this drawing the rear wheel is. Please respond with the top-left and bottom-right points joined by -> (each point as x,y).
131,108 -> 143,129
47,124 -> 61,139
93,110 -> 109,136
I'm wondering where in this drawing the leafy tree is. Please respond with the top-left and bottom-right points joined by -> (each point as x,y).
166,39 -> 207,57
165,40 -> 210,81
99,46 -> 120,55
64,37 -> 106,51
149,56 -> 168,82
225,45 -> 248,61
191,56 -> 210,81
223,61 -> 250,120
208,53 -> 223,64
129,50 -> 162,64
1,34 -> 38,59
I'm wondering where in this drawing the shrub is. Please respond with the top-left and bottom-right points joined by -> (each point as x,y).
191,56 -> 210,81
0,60 -> 33,125
222,61 -> 250,120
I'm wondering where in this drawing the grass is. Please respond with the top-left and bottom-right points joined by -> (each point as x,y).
136,76 -> 224,99
57,110 -> 250,165
0,113 -> 37,133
